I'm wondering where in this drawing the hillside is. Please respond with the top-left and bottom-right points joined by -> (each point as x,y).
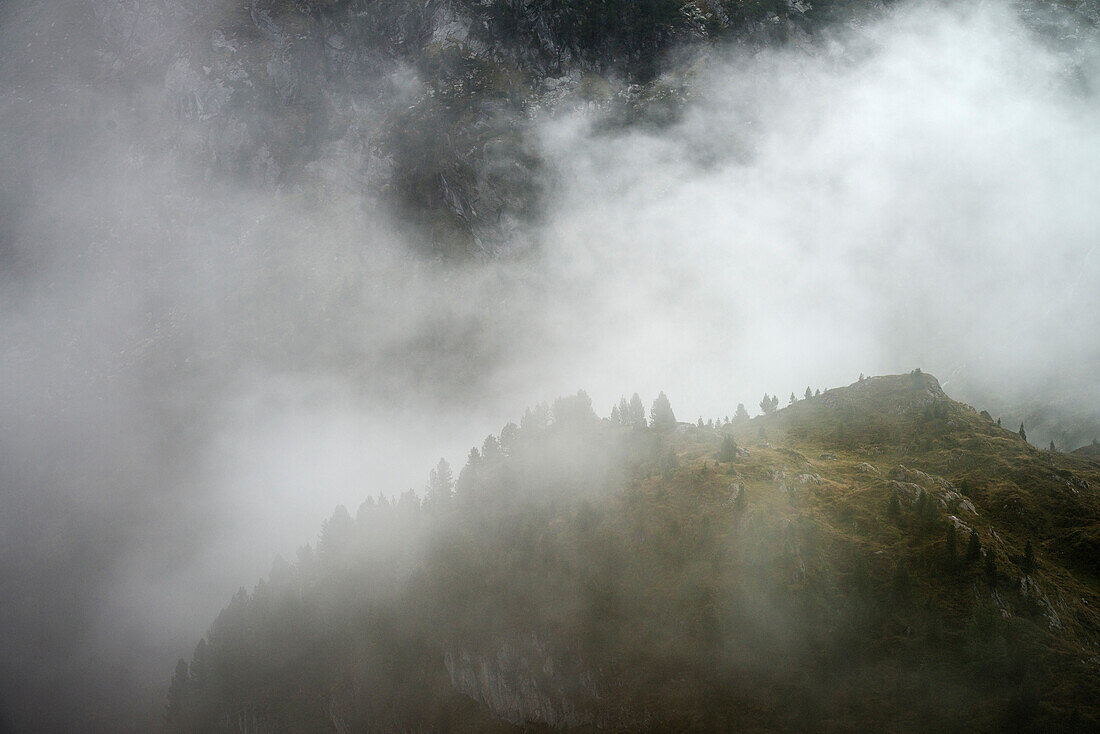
164,373 -> 1100,733
1074,441 -> 1100,462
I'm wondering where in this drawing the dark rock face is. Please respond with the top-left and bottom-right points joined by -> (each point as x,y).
67,0 -> 825,258
445,636 -> 602,728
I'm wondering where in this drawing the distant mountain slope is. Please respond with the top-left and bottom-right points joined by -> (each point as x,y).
164,373 -> 1100,733
1074,441 -> 1100,461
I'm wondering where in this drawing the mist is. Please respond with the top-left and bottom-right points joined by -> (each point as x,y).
1,0 -> 1099,730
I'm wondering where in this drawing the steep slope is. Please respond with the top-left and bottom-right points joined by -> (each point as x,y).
165,375 -> 1100,733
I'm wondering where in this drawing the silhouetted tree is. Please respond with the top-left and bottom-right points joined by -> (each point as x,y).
166,658 -> 190,730
660,446 -> 679,478
553,390 -> 597,426
1023,540 -> 1035,575
650,391 -> 676,430
805,386 -> 813,400
917,490 -> 939,533
319,505 -> 354,557
984,552 -> 997,586
610,404 -> 622,424
718,435 -> 738,462
1049,440 -> 1056,452
629,393 -> 647,427
481,434 -> 502,462
967,529 -> 982,564
789,392 -> 797,405
426,458 -> 453,509
734,403 -> 750,423
520,402 -> 550,432
887,491 -> 902,520
759,394 -> 778,415
455,447 -> 481,502
1019,423 -> 1027,442
498,422 -> 518,455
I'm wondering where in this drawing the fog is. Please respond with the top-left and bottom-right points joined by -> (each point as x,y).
1,0 -> 1098,730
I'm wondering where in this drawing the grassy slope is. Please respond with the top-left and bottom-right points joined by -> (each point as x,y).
168,373 -> 1100,733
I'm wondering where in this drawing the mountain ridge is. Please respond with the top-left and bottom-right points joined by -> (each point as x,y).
164,371 -> 1100,733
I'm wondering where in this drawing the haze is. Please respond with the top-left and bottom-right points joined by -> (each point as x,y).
0,0 -> 1097,730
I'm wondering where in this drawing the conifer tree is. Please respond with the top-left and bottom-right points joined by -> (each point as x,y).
166,658 -> 190,730
966,528 -> 982,564
629,393 -> 647,427
805,386 -> 813,400
734,403 -> 750,423
661,446 -> 679,478
427,458 -> 454,509
650,392 -> 676,430
1019,423 -> 1027,442
887,491 -> 902,520
789,392 -> 797,405
718,435 -> 738,463
1023,539 -> 1035,575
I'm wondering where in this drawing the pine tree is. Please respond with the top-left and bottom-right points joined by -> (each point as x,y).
984,552 -> 997,587
805,386 -> 813,400
166,658 -> 190,730
966,529 -> 981,563
629,393 -> 647,427
718,435 -> 738,462
1049,440 -> 1056,452
455,447 -> 481,503
1019,423 -> 1027,442
650,392 -> 676,430
887,491 -> 902,520
661,446 -> 679,478
789,392 -> 797,405
319,505 -> 354,558
759,394 -> 778,415
427,458 -> 454,509
481,434 -> 501,462
734,403 -> 749,423
610,404 -> 621,425
1023,539 -> 1035,575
